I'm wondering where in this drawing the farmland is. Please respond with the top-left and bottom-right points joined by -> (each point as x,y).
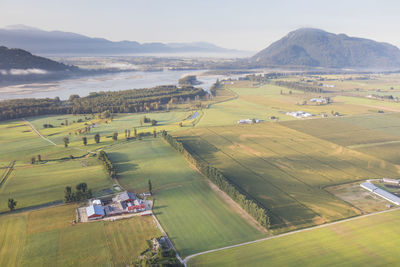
0,205 -> 161,267
2,72 -> 400,266
188,209 -> 400,267
0,158 -> 113,212
106,138 -> 266,257
175,123 -> 400,231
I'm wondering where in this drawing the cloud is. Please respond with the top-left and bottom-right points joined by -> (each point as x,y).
105,63 -> 138,70
0,68 -> 49,75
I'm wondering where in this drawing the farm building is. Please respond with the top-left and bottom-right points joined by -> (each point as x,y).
360,182 -> 400,205
286,111 -> 313,118
310,98 -> 327,103
80,191 -> 150,222
113,191 -> 136,203
86,205 -> 105,220
237,119 -> 261,124
382,178 -> 400,185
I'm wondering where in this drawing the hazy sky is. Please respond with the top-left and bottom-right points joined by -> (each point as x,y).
1,0 -> 399,51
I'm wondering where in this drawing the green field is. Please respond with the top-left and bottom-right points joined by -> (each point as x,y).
106,138 -> 265,257
189,209 -> 400,266
27,111 -> 190,149
0,205 -> 161,267
281,112 -> 400,165
0,158 -> 113,212
175,123 -> 400,230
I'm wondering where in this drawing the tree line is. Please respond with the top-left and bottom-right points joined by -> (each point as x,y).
274,81 -> 324,93
0,85 -> 205,121
161,131 -> 271,229
98,150 -> 116,179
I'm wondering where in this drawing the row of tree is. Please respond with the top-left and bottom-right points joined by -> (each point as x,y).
97,150 -> 116,179
0,85 -> 205,121
161,131 -> 270,228
274,81 -> 324,93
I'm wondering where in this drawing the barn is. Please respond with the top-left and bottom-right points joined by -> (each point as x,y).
86,205 -> 105,220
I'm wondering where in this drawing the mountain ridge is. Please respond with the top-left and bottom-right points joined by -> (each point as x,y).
250,28 -> 400,69
0,25 -> 239,55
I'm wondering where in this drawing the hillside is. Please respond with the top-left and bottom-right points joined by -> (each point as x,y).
0,46 -> 74,71
250,28 -> 400,69
0,25 -> 237,55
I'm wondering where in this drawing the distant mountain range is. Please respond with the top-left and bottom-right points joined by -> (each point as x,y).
0,46 -> 75,71
249,28 -> 400,69
0,25 -> 239,55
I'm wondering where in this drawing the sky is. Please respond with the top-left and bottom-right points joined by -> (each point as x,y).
0,0 -> 399,51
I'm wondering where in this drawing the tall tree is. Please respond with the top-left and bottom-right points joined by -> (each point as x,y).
8,198 -> 17,211
148,179 -> 152,194
82,136 -> 87,146
112,132 -> 118,141
63,137 -> 69,148
64,186 -> 72,202
94,133 -> 100,144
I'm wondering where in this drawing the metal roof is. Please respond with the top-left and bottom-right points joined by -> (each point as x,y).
119,191 -> 136,202
86,205 -> 105,217
361,182 -> 400,205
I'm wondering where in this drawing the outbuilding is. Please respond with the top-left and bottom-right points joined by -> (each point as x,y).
86,205 -> 105,220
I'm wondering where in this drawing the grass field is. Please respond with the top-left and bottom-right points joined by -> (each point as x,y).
188,209 -> 400,266
0,158 -> 113,212
175,123 -> 400,230
197,81 -> 400,128
281,112 -> 400,165
27,111 -> 190,148
106,138 -> 265,257
0,205 -> 161,267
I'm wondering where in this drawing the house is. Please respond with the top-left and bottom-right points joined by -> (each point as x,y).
286,111 -> 313,118
86,205 -> 105,220
310,98 -> 327,103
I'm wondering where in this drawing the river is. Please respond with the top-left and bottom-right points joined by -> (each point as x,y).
0,69 -> 226,100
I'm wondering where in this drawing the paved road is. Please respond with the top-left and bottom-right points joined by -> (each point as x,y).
23,118 -> 57,146
183,207 -> 400,266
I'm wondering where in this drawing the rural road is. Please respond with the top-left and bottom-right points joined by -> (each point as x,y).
183,207 -> 400,266
152,213 -> 184,264
23,118 -> 57,146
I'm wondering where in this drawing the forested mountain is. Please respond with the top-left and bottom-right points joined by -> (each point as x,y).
250,28 -> 400,69
0,25 -> 236,55
0,46 -> 75,71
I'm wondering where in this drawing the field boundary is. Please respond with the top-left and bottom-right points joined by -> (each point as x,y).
23,118 -> 57,146
184,207 -> 400,266
0,160 -> 15,188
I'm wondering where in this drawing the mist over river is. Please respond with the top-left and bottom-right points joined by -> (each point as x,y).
0,70 -> 225,100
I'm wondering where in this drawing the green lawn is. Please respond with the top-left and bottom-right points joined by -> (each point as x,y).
189,209 -> 400,266
0,158 -> 113,212
106,138 -> 266,257
0,205 -> 161,267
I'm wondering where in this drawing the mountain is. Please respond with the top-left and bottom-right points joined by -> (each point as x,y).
0,25 -> 238,55
0,46 -> 75,71
250,28 -> 400,69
